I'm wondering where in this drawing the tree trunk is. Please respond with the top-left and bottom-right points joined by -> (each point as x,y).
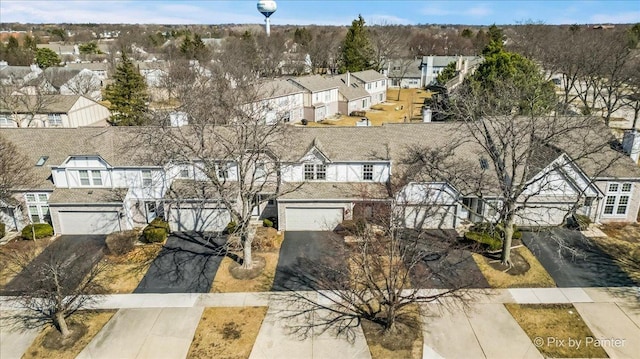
500,217 -> 515,266
241,224 -> 256,269
54,311 -> 71,338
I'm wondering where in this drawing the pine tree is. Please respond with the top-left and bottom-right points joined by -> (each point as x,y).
104,53 -> 149,126
340,15 -> 374,73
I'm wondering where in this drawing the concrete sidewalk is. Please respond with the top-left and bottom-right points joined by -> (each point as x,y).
1,287 -> 638,359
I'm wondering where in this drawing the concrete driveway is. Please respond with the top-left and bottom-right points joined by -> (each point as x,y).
271,231 -> 348,291
523,228 -> 637,287
1,235 -> 106,295
134,232 -> 227,293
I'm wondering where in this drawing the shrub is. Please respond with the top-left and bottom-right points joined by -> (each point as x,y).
470,222 -> 522,240
263,218 -> 273,228
253,227 -> 283,251
464,231 -> 502,251
143,227 -> 167,243
568,214 -> 591,231
0,222 -> 5,238
21,223 -> 54,240
143,217 -> 169,243
106,230 -> 139,255
225,221 -> 238,234
338,218 -> 367,234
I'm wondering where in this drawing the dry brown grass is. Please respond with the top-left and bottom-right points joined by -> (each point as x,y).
211,252 -> 279,293
0,238 -> 51,289
211,227 -> 282,293
186,307 -> 268,359
505,304 -> 609,358
361,304 -> 423,359
303,89 -> 432,127
22,310 -> 115,359
600,222 -> 640,243
97,243 -> 163,293
591,223 -> 640,282
472,247 -> 556,288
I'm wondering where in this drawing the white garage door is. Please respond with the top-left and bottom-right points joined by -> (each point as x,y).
58,211 -> 120,235
402,206 -> 455,229
285,207 -> 343,231
516,206 -> 570,227
169,208 -> 230,232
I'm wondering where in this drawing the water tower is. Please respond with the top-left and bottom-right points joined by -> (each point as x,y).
257,0 -> 277,37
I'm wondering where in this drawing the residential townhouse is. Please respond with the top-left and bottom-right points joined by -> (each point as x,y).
420,55 -> 483,86
2,123 -> 639,237
383,58 -> 423,88
288,75 -> 339,122
253,79 -> 305,124
326,74 -> 370,116
23,67 -> 103,101
350,70 -> 387,106
0,95 -> 110,128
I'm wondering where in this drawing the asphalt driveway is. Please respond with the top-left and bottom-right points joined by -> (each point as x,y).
523,228 -> 637,287
407,229 -> 490,289
1,235 -> 106,295
134,232 -> 227,293
271,231 -> 348,291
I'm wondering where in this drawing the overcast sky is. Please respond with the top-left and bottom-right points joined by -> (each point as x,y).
1,1 -> 639,26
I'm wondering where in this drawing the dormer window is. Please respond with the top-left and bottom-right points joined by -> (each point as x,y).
479,157 -> 489,170
304,164 -> 326,180
79,170 -> 103,186
142,170 -> 153,186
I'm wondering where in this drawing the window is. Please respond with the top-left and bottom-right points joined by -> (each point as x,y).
25,192 -> 50,224
324,91 -> 331,103
0,114 -> 11,125
216,163 -> 229,180
304,164 -> 326,180
255,162 -> 266,178
78,170 -> 102,186
141,170 -> 152,186
363,164 -> 374,180
367,84 -> 371,90
48,113 -> 62,126
603,182 -> 632,216
79,170 -> 90,186
91,171 -> 103,186
179,168 -> 189,178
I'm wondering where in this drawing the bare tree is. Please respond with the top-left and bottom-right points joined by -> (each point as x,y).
408,76 -> 625,266
272,194 -> 477,341
369,23 -> 410,72
0,84 -> 58,127
1,242 -> 106,340
0,134 -> 37,206
148,63 -> 295,270
304,28 -> 342,74
386,57 -> 417,100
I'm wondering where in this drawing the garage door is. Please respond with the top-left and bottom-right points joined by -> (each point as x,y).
402,206 -> 455,229
285,207 -> 343,231
169,208 -> 230,232
516,206 -> 570,227
58,211 -> 120,235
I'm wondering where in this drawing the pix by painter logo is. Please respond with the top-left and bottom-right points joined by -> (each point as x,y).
533,336 -> 626,349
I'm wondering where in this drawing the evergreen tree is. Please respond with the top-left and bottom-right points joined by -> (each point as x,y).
436,61 -> 457,85
104,53 -> 149,126
35,48 -> 61,69
339,15 -> 374,73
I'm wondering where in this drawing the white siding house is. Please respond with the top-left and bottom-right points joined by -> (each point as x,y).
351,70 -> 387,105
0,95 -> 110,128
288,75 -> 339,122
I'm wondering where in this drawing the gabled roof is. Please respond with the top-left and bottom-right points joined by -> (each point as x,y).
0,95 -> 85,114
66,62 -> 109,72
386,59 -> 422,78
351,69 -> 386,83
256,79 -> 305,100
326,76 -> 369,101
288,75 -> 338,92
40,67 -> 83,88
